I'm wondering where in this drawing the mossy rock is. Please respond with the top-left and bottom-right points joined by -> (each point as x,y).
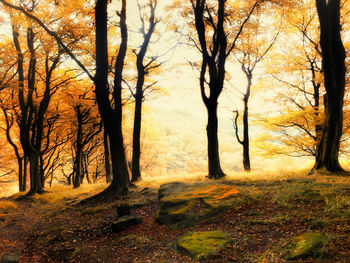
1,253 -> 20,263
156,182 -> 240,227
177,231 -> 229,260
286,232 -> 328,260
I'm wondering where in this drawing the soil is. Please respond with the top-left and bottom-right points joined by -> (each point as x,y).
1,178 -> 350,262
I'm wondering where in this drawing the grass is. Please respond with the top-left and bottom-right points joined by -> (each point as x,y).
3,168 -> 350,262
11,183 -> 107,204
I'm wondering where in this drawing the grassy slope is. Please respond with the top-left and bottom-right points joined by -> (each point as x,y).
1,170 -> 350,262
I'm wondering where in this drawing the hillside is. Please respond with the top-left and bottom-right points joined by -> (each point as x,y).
1,173 -> 350,262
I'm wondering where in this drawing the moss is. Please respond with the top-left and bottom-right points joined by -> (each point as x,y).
156,182 -> 240,227
81,206 -> 107,215
177,231 -> 229,260
296,189 -> 324,204
286,232 -> 328,260
118,234 -> 151,249
309,218 -> 328,230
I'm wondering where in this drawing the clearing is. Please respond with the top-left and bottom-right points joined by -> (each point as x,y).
1,171 -> 350,262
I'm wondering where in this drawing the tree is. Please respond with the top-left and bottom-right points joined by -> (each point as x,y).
95,0 -> 130,194
232,6 -> 279,171
0,104 -> 27,191
189,0 -> 263,178
71,97 -> 102,188
0,0 -> 131,194
313,0 -> 347,172
253,0 -> 326,159
129,0 -> 160,182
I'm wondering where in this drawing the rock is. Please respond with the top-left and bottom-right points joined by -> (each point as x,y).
1,253 -> 20,263
112,215 -> 142,233
177,231 -> 229,260
156,182 -> 239,228
286,232 -> 328,260
117,205 -> 131,217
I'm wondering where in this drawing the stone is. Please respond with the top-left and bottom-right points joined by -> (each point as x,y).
117,205 -> 131,217
286,232 -> 328,260
177,231 -> 229,260
111,215 -> 142,233
1,253 -> 20,263
156,182 -> 239,228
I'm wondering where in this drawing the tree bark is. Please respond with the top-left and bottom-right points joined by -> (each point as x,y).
242,97 -> 251,171
73,105 -> 83,188
103,128 -> 112,183
95,0 -> 130,194
206,101 -> 225,178
192,0 -> 228,179
313,0 -> 346,172
131,95 -> 142,182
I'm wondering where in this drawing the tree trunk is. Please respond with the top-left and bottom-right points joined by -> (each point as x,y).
313,0 -> 346,172
103,128 -> 112,183
73,108 -> 83,188
242,97 -> 251,171
27,152 -> 42,195
22,155 -> 28,191
131,95 -> 142,182
313,83 -> 322,159
18,157 -> 24,192
206,101 -> 225,179
95,0 -> 130,194
83,152 -> 91,184
107,125 -> 130,194
73,150 -> 82,188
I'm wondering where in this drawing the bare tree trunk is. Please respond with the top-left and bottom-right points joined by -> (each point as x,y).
103,128 -> 112,183
83,152 -> 91,184
313,0 -> 346,172
23,155 -> 28,191
131,95 -> 142,182
131,1 -> 158,182
28,152 -> 42,195
95,0 -> 130,194
207,101 -> 225,178
242,97 -> 251,171
192,0 -> 229,179
18,157 -> 24,191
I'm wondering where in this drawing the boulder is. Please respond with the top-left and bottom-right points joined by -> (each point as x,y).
1,254 -> 20,263
177,231 -> 229,260
156,182 -> 239,228
112,215 -> 142,233
286,232 -> 328,260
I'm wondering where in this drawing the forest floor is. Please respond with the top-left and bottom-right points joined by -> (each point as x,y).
1,172 -> 350,262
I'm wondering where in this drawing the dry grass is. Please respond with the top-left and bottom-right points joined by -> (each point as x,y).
0,200 -> 18,210
11,183 -> 107,204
